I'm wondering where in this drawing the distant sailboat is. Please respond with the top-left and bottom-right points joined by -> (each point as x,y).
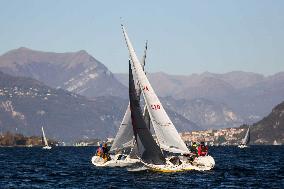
42,126 -> 52,150
238,127 -> 250,148
273,140 -> 280,145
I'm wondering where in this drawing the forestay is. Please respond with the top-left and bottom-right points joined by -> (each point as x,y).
122,25 -> 189,154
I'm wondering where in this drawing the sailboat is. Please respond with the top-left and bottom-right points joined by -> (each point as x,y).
42,126 -> 52,150
238,127 -> 250,148
91,42 -> 148,167
273,140 -> 280,145
122,25 -> 215,172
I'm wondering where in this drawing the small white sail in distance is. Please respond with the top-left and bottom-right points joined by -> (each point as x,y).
121,25 -> 189,154
41,126 -> 49,147
241,127 -> 250,145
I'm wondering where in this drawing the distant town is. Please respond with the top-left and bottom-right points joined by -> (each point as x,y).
180,128 -> 245,146
0,127 -> 248,147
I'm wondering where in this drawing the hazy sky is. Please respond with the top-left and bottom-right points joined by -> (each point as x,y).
0,0 -> 283,75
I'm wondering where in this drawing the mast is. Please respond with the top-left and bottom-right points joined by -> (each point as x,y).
141,40 -> 151,130
141,40 -> 148,67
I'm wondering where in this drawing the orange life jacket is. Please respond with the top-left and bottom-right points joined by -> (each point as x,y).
96,147 -> 103,156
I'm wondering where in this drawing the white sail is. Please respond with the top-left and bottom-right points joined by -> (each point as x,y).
110,104 -> 134,152
122,25 -> 189,154
241,127 -> 250,145
41,126 -> 49,147
273,140 -> 280,145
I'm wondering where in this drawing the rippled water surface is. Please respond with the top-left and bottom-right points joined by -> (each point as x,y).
0,146 -> 283,188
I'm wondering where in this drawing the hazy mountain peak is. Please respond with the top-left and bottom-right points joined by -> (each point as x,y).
0,47 -> 95,65
76,49 -> 88,54
0,48 -> 126,98
16,47 -> 32,51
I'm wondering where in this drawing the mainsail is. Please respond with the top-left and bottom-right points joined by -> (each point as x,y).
122,25 -> 189,154
110,42 -> 148,153
129,63 -> 165,165
41,126 -> 49,147
242,127 -> 250,145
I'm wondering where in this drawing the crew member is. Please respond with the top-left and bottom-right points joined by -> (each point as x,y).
102,143 -> 110,161
185,142 -> 198,163
96,144 -> 103,157
190,142 -> 198,155
198,141 -> 208,156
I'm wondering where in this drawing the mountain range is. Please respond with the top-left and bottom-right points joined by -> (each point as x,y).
0,47 -> 283,141
0,71 -> 127,142
0,71 -> 199,142
115,71 -> 284,125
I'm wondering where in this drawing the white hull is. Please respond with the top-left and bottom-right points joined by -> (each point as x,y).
238,144 -> 248,148
91,154 -> 140,167
138,156 -> 215,172
42,146 -> 52,150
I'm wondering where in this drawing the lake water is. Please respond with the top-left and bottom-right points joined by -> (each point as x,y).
0,146 -> 283,188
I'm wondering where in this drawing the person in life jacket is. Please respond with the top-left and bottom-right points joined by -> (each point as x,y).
198,141 -> 208,156
190,142 -> 198,155
96,144 -> 103,157
102,143 -> 110,161
185,142 -> 198,163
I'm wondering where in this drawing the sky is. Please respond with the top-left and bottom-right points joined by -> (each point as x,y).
0,0 -> 283,75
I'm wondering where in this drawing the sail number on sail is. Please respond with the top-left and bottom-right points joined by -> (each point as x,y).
151,104 -> 161,110
143,86 -> 149,91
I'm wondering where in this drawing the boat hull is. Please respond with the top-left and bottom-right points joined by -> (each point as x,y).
42,146 -> 52,150
238,144 -> 248,148
91,154 -> 140,167
140,155 -> 215,172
